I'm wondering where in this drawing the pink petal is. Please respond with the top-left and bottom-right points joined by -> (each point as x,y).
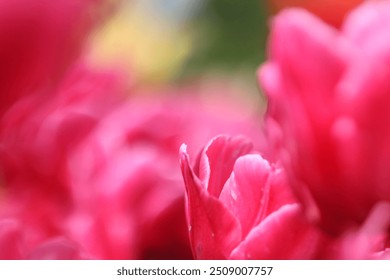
180,144 -> 241,259
219,154 -> 271,238
268,8 -> 347,104
195,135 -> 253,198
265,167 -> 296,216
229,204 -> 324,259
335,202 -> 390,260
343,1 -> 390,64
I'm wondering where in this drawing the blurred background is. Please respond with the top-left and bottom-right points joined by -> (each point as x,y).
91,0 -> 269,91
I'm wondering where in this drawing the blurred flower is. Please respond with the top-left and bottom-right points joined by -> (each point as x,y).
180,135 -> 327,259
0,0 -> 113,117
0,63 -> 126,259
266,0 -> 363,28
334,202 -> 390,259
0,219 -> 87,259
259,1 -> 390,234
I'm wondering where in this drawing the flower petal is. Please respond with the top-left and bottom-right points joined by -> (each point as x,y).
195,135 -> 253,198
343,1 -> 390,64
265,166 -> 296,216
180,144 -> 241,259
229,204 -> 324,259
268,8 -> 347,103
219,154 -> 271,238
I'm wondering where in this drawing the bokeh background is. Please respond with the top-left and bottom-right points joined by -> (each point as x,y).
91,0 -> 269,91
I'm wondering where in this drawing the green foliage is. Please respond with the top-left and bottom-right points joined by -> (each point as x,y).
181,0 -> 269,77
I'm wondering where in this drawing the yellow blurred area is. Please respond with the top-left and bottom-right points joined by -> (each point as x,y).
90,1 -> 194,84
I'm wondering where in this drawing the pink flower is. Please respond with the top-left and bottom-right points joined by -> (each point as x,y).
180,135 -> 326,259
260,2 -> 390,234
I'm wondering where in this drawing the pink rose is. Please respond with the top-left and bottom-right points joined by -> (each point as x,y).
180,135 -> 326,259
260,2 -> 390,234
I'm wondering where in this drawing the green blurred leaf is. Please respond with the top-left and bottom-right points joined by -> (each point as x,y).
181,0 -> 269,78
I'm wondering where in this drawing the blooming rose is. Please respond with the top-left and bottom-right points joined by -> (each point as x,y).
259,1 -> 390,234
180,135 -> 327,259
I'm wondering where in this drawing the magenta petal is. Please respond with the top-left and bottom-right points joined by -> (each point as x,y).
180,144 -> 241,259
229,204 -> 323,260
269,9 -> 347,102
196,135 -> 253,198
265,168 -> 296,216
343,1 -> 390,64
219,154 -> 271,238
